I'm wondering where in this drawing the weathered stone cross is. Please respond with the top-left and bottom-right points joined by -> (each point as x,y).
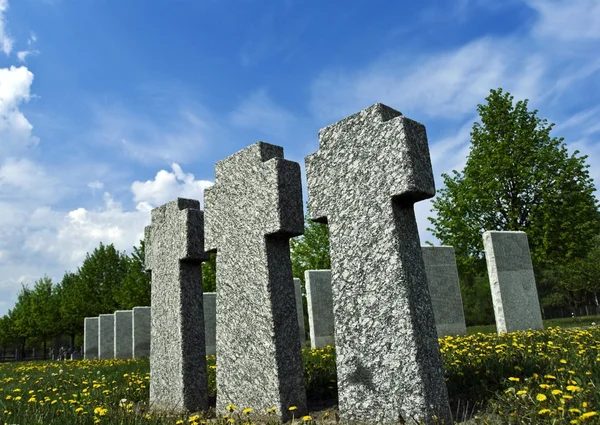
305,104 -> 451,424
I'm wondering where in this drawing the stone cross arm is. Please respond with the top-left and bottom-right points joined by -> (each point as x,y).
204,142 -> 304,251
305,103 -> 435,222
145,198 -> 209,272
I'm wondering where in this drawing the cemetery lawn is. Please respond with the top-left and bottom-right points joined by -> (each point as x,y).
0,327 -> 599,424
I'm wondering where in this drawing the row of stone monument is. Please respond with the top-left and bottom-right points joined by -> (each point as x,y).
83,307 -> 152,360
135,104 -> 545,424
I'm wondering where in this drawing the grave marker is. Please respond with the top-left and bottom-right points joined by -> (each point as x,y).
305,270 -> 335,348
203,293 -> 216,356
132,306 -> 151,358
293,278 -> 307,348
305,104 -> 451,424
483,231 -> 544,334
84,317 -> 99,360
145,198 -> 209,412
98,314 -> 114,360
114,310 -> 133,359
204,142 -> 307,421
422,246 -> 467,337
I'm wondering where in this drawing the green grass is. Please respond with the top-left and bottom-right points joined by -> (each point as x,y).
1,326 -> 599,424
467,315 -> 600,335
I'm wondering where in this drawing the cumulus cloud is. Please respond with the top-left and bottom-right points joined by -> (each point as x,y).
0,0 -> 13,55
0,66 -> 38,153
87,180 -> 104,190
131,163 -> 213,208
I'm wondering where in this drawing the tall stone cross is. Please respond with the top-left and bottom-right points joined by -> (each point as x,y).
204,142 -> 307,422
145,198 -> 209,413
305,104 -> 452,424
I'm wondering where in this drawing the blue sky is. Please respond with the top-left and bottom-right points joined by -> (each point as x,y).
0,0 -> 599,316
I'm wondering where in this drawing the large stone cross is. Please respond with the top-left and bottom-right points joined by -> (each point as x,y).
305,104 -> 451,424
145,198 -> 209,413
204,142 -> 307,421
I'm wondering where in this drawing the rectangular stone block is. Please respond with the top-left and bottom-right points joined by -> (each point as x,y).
421,246 -> 467,337
305,270 -> 335,348
293,278 -> 307,349
98,314 -> 115,360
305,104 -> 451,424
483,231 -> 544,334
114,310 -> 133,359
84,317 -> 99,360
204,142 -> 307,422
203,293 -> 216,356
145,198 -> 210,413
132,306 -> 151,358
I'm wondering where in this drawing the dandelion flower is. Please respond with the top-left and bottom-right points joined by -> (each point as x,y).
302,415 -> 313,422
536,394 -> 547,402
289,406 -> 298,411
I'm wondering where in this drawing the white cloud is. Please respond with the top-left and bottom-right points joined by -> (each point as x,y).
230,89 -> 296,138
0,66 -> 38,153
310,37 -> 545,123
0,158 -> 59,204
131,163 -> 213,208
0,0 -> 13,55
528,0 -> 600,40
87,180 -> 104,190
92,103 -> 217,165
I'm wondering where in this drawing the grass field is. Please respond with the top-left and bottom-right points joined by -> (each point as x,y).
1,325 -> 599,424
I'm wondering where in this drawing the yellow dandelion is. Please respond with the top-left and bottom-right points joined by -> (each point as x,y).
508,377 -> 520,382
580,412 -> 598,420
537,394 -> 547,402
226,404 -> 237,412
552,389 -> 562,396
243,408 -> 253,414
538,409 -> 551,415
289,406 -> 298,411
517,390 -> 527,396
302,415 -> 313,422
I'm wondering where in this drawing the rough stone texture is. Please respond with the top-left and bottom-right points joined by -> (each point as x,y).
145,198 -> 209,412
98,314 -> 115,360
421,246 -> 467,337
483,231 -> 544,334
293,278 -> 307,349
203,293 -> 216,356
114,310 -> 133,359
305,104 -> 451,424
84,317 -> 99,360
305,270 -> 335,349
132,306 -> 151,358
204,142 -> 307,421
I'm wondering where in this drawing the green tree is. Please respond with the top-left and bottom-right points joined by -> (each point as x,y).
429,88 -> 600,302
10,285 -> 35,351
77,242 -> 130,314
29,276 -> 60,358
116,240 -> 151,309
56,271 -> 87,347
290,213 -> 331,283
202,253 -> 217,293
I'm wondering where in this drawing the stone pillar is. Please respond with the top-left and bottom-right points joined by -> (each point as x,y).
293,278 -> 307,349
483,231 -> 544,334
204,142 -> 307,421
203,293 -> 216,356
84,317 -> 99,360
305,270 -> 335,349
305,104 -> 451,424
145,198 -> 209,412
421,246 -> 467,337
98,314 -> 115,360
132,306 -> 151,358
114,310 -> 133,359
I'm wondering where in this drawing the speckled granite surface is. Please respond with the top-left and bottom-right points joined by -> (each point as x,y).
84,317 -> 98,360
98,314 -> 114,360
305,104 -> 451,424
422,246 -> 467,337
483,231 -> 543,334
305,270 -> 335,349
145,198 -> 209,413
132,306 -> 151,358
114,310 -> 133,359
204,142 -> 307,422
